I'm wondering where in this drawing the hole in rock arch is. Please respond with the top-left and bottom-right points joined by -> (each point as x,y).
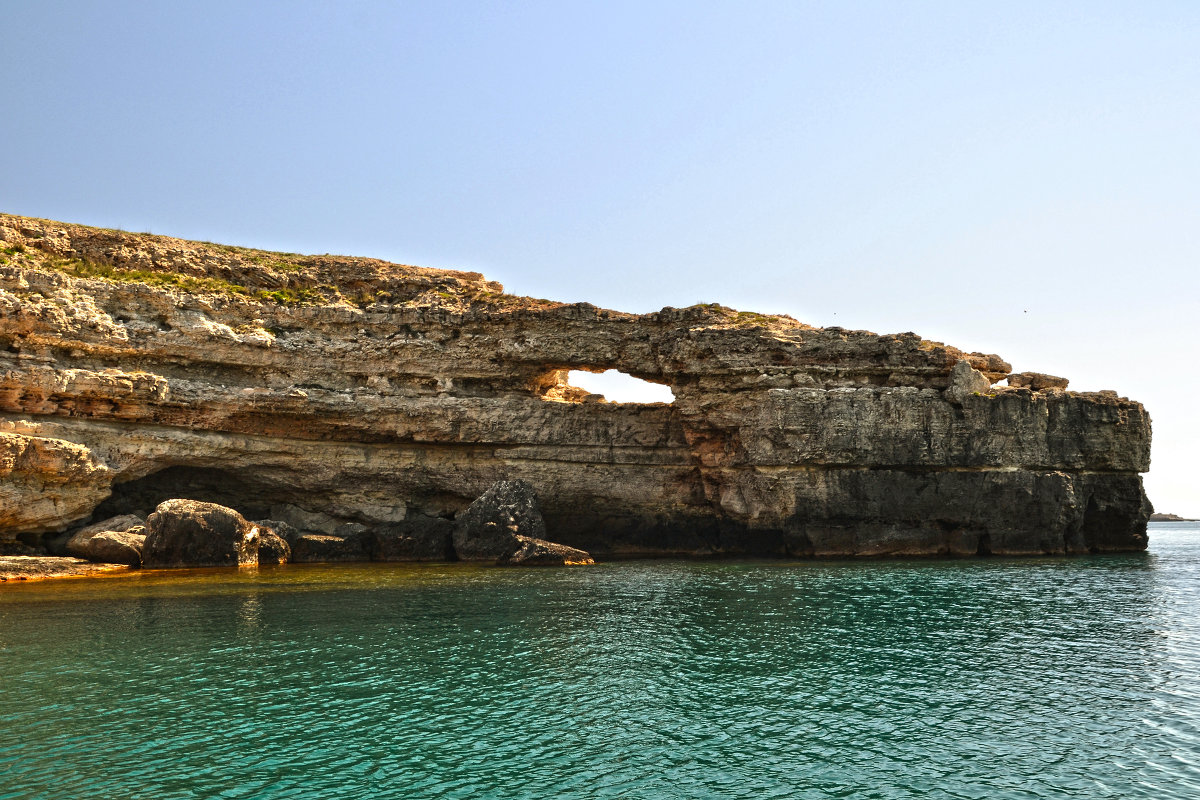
565,369 -> 675,404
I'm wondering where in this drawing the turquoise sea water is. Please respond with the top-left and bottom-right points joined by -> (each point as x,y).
1,523 -> 1198,800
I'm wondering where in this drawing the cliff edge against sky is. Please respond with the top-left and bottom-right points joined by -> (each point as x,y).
0,213 -> 1151,557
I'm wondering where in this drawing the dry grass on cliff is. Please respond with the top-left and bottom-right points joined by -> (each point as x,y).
1,247 -> 328,305
1,239 -> 562,313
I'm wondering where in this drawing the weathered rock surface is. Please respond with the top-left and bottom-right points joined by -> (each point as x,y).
143,500 -> 260,567
65,514 -> 144,558
254,519 -> 300,547
0,556 -> 130,581
453,480 -> 592,565
942,360 -> 994,405
0,213 -> 1153,558
503,536 -> 595,566
256,527 -> 291,565
1,432 -> 112,540
453,480 -> 548,560
1007,371 -> 1070,391
87,530 -> 146,566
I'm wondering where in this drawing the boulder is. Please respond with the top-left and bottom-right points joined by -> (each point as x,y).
86,530 -> 146,566
65,514 -> 145,559
257,529 -> 292,565
453,480 -> 593,565
290,533 -> 366,563
369,515 -> 454,561
943,360 -> 993,405
143,500 -> 260,567
453,480 -> 548,561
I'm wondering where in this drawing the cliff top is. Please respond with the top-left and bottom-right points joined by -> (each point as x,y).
0,212 -> 811,332
0,211 -> 1021,384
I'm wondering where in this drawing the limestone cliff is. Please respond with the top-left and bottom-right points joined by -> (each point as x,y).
0,213 -> 1151,557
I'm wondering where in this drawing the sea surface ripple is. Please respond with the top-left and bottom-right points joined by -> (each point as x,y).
1,523 -> 1199,799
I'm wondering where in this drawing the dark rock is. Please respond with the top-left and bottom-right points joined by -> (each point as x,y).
257,529 -> 291,565
143,500 -> 260,567
453,480 -> 547,561
87,530 -> 146,566
290,533 -> 366,563
0,539 -> 44,556
335,522 -> 369,539
254,519 -> 300,547
502,536 -> 594,566
453,481 -> 593,565
42,531 -> 73,556
369,515 -> 454,561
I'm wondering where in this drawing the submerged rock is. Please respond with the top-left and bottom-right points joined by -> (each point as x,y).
143,500 -> 260,567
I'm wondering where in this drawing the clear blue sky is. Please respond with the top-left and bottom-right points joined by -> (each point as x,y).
3,1 -> 1197,515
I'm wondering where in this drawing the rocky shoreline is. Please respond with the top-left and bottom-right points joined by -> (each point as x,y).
0,213 -> 1152,564
1,479 -> 591,581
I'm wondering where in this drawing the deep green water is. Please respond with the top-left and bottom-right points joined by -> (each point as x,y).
2,524 -> 1199,799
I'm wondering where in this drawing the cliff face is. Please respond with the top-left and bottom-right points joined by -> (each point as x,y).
0,213 -> 1152,557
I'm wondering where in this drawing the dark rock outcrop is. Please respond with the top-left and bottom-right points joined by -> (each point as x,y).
143,500 -> 260,567
0,214 -> 1153,558
454,480 -> 594,565
256,528 -> 292,565
453,480 -> 548,561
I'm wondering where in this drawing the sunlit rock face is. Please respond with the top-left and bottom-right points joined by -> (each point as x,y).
0,213 -> 1152,557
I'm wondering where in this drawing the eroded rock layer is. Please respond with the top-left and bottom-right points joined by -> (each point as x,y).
0,213 -> 1152,557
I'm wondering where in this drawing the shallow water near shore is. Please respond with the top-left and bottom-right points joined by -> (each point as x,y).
2,523 -> 1198,799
